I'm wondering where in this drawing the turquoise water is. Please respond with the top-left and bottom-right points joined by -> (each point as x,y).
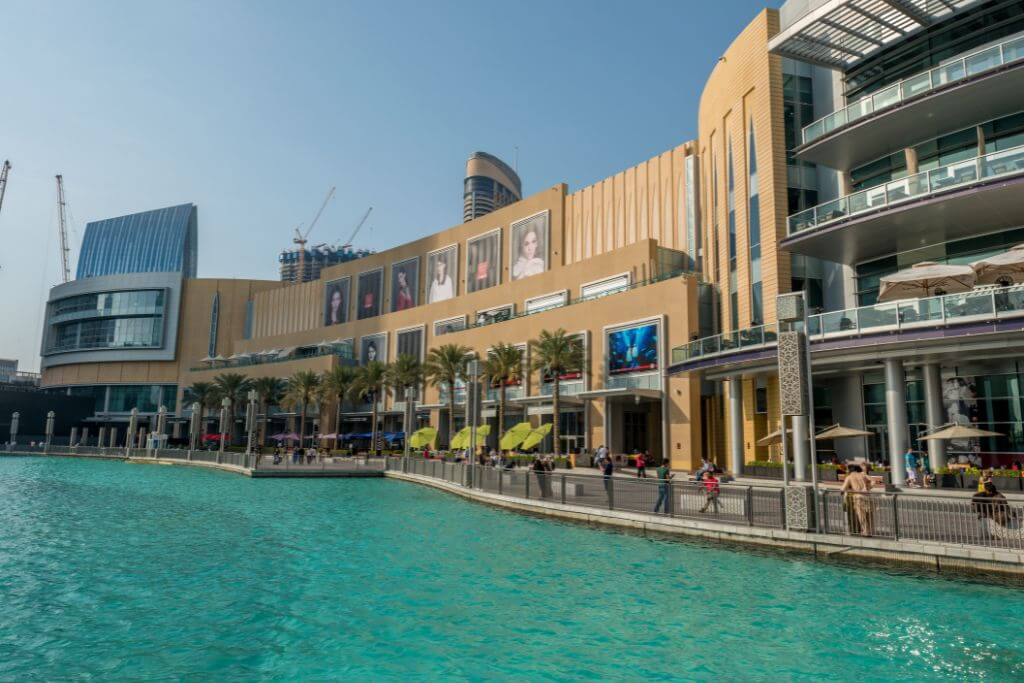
1,457 -> 1023,681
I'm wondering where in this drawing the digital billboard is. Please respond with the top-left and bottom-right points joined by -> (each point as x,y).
390,257 -> 419,312
607,323 -> 658,375
323,277 -> 350,326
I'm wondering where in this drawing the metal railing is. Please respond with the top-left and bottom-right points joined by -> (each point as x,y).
252,455 -> 387,474
821,490 -> 1024,552
788,144 -> 1024,235
802,34 -> 1024,145
670,284 -> 1024,364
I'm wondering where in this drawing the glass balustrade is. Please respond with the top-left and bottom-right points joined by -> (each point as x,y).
787,143 -> 1024,235
671,286 -> 1024,364
802,34 -> 1024,145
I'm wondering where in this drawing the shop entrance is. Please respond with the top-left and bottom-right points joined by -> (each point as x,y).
622,410 -> 648,454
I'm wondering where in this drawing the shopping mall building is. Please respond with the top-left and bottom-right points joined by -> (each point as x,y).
38,0 -> 1024,473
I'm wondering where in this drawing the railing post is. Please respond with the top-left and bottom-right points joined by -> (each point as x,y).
561,474 -> 567,505
891,494 -> 900,540
525,470 -> 530,498
499,469 -> 503,495
780,488 -> 787,529
608,477 -> 615,510
745,487 -> 753,526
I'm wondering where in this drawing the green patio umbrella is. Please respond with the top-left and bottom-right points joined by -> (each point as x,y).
499,422 -> 533,450
520,423 -> 553,451
409,427 -> 437,449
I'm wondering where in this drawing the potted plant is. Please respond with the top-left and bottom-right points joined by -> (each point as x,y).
962,467 -> 981,491
935,467 -> 961,489
989,468 -> 1021,493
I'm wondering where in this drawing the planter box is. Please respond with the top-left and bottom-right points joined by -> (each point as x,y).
936,473 -> 961,489
963,474 -> 981,491
991,475 -> 1021,493
817,468 -> 839,482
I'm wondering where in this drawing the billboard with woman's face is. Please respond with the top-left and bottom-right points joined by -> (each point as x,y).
390,257 -> 419,312
510,211 -> 549,281
323,277 -> 350,326
466,229 -> 501,293
357,268 -> 383,320
360,333 -> 387,365
607,323 -> 659,375
426,245 -> 458,304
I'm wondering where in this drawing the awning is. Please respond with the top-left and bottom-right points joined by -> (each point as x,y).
509,395 -> 584,406
576,388 -> 662,401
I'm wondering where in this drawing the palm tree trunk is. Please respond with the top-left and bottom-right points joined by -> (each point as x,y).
371,391 -> 379,456
553,381 -> 561,458
447,380 -> 456,450
498,383 -> 506,452
299,404 -> 307,446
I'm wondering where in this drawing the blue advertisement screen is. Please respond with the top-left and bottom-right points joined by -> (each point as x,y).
607,323 -> 658,375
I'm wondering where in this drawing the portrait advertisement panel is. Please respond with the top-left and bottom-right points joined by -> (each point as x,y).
466,229 -> 501,293
396,327 -> 424,362
607,323 -> 659,375
510,211 -> 549,281
360,333 -> 387,365
426,245 -> 458,304
390,257 -> 419,313
357,269 -> 383,320
433,316 -> 466,337
542,333 -> 585,384
323,277 -> 351,326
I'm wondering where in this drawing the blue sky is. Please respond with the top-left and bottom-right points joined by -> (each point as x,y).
0,0 -> 769,370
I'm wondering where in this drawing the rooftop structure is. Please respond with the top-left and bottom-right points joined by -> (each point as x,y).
76,203 -> 198,280
464,151 -> 522,221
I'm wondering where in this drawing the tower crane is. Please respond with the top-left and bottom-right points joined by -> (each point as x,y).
56,174 -> 71,283
340,206 -> 373,249
292,186 -> 336,283
0,160 -> 11,218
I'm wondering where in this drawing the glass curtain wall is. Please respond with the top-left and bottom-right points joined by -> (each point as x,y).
747,119 -> 763,324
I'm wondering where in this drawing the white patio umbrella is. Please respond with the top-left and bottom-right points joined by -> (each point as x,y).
970,245 -> 1024,286
814,424 -> 874,441
877,261 -> 977,302
918,424 -> 1003,441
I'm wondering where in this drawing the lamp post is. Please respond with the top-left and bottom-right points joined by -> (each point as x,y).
404,386 -> 415,460
189,402 -> 200,453
219,396 -> 230,455
9,412 -> 18,447
467,359 -> 480,487
245,389 -> 257,459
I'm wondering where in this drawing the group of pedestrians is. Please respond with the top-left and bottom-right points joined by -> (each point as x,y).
270,445 -> 323,465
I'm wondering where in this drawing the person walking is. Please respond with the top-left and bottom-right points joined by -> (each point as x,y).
654,460 -> 674,514
602,455 -> 615,502
698,471 -> 720,513
840,464 -> 874,536
903,447 -> 919,488
635,451 -> 647,478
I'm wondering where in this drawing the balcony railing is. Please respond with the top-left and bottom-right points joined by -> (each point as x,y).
671,285 -> 1024,365
802,34 -> 1024,146
788,144 -> 1024,236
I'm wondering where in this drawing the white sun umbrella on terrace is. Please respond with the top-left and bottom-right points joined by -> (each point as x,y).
918,424 -> 1003,441
200,355 -> 215,364
971,245 -> 1024,286
877,261 -> 977,302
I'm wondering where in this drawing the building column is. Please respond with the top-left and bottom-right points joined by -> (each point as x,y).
729,376 -> 743,475
792,414 -> 810,481
923,363 -> 947,472
885,358 -> 908,486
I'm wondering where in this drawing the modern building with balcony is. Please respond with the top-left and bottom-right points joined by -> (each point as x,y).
463,151 -> 522,221
669,0 -> 1024,484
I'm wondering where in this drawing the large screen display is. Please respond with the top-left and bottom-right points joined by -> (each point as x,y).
467,229 -> 501,293
510,211 -> 549,281
426,245 -> 458,304
607,323 -> 658,375
323,277 -> 350,326
390,257 -> 419,312
357,269 -> 383,320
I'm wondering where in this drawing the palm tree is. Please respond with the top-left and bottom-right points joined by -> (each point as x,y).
351,361 -> 389,454
251,376 -> 284,447
484,343 -> 524,445
185,381 -> 219,441
530,329 -> 584,458
323,365 -> 358,450
386,354 -> 424,442
212,372 -> 253,445
424,343 -> 473,448
284,370 -> 322,446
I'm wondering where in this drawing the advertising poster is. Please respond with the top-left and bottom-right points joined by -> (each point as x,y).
357,269 -> 383,320
360,333 -> 387,365
396,327 -> 424,361
390,257 -> 419,312
426,245 -> 458,304
467,229 -> 501,293
510,211 -> 549,281
607,323 -> 658,375
323,277 -> 350,326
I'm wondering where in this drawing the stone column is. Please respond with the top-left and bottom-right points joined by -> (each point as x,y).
792,414 -> 810,481
885,358 -> 908,486
729,376 -> 744,476
923,363 -> 947,471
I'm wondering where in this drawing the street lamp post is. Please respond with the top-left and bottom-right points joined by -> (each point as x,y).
467,359 -> 480,487
404,386 -> 415,460
189,402 -> 200,453
245,389 -> 257,460
219,397 -> 230,456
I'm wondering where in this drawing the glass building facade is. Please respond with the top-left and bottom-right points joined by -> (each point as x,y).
45,289 -> 166,353
76,204 -> 197,279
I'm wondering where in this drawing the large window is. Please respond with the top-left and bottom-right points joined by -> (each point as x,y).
851,152 -> 907,191
727,137 -> 738,331
747,119 -> 763,325
46,288 -> 168,354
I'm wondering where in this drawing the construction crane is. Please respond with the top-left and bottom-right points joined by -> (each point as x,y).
292,186 -> 336,283
56,174 -> 71,283
0,160 -> 11,218
340,206 -> 373,249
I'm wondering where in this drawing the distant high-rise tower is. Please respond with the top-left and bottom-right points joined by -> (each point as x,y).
463,152 -> 522,222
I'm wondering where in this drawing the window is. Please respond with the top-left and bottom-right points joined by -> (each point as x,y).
208,293 -> 219,358
915,127 -> 978,172
727,137 -> 738,331
524,291 -> 567,314
433,316 -> 466,337
851,152 -> 907,191
747,119 -> 763,325
581,274 -> 630,300
684,155 -> 698,270
983,111 -> 1024,153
